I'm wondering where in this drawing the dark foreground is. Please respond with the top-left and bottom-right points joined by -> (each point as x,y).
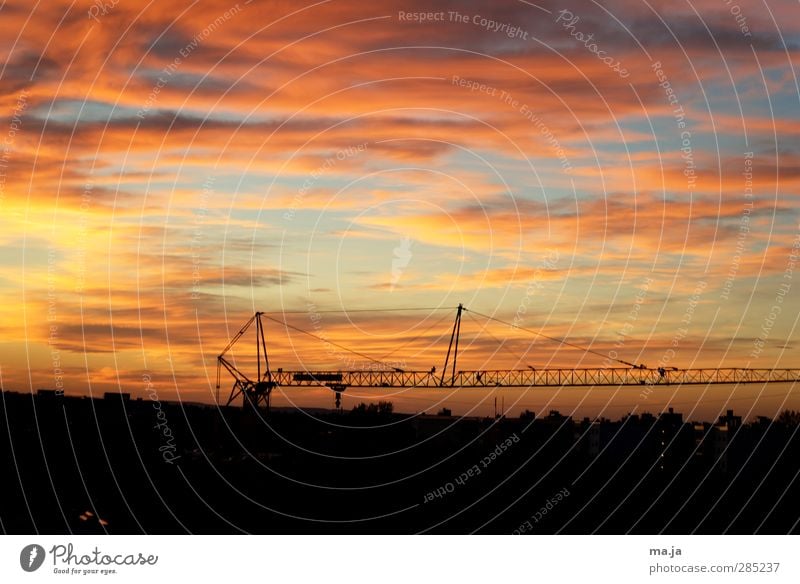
2,390 -> 800,534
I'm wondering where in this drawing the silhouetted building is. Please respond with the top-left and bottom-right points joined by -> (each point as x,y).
718,409 -> 742,432
36,388 -> 62,400
103,392 -> 130,402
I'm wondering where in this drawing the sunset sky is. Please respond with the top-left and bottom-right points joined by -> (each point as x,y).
2,0 -> 799,417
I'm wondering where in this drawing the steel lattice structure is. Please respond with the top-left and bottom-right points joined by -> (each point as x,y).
260,367 -> 800,388
216,307 -> 800,410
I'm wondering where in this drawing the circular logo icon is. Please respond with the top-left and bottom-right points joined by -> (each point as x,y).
20,544 -> 46,572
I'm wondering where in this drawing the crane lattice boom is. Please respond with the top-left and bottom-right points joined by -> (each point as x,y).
256,367 -> 800,388
216,306 -> 800,410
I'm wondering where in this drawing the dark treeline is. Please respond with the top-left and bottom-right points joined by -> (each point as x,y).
2,390 -> 799,534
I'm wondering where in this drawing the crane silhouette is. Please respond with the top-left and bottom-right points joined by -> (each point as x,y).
216,305 -> 800,411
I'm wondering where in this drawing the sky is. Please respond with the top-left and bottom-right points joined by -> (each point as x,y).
1,0 -> 799,418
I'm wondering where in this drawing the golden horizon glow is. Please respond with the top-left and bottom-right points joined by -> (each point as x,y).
1,0 -> 799,419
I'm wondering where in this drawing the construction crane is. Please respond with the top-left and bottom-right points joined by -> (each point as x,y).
216,304 -> 800,410
216,312 -> 277,410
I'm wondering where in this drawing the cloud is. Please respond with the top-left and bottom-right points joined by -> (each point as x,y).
2,0 -> 798,408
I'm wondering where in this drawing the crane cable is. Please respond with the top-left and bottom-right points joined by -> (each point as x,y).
262,314 -> 407,371
464,311 -> 533,367
261,306 -> 454,314
464,308 -> 641,368
374,310 -> 453,362
262,305 -> 642,370
261,307 -> 457,370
